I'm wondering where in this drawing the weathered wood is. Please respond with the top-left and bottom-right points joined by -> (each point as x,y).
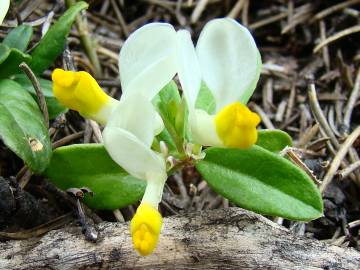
1,208 -> 359,269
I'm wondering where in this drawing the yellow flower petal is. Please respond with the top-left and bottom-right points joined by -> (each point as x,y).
130,203 -> 162,256
215,102 -> 261,148
52,68 -> 115,124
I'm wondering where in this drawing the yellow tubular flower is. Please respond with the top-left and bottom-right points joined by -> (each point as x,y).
52,68 -> 117,125
215,102 -> 261,148
130,203 -> 163,256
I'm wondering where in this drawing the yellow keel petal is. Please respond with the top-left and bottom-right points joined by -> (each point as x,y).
215,102 -> 260,148
130,203 -> 163,256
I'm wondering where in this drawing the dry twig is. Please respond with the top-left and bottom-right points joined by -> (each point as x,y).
313,25 -> 360,53
320,126 -> 360,193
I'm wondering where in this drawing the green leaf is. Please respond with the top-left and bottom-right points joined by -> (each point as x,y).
0,79 -> 52,173
153,80 -> 181,125
0,44 -> 9,63
0,44 -> 32,78
44,144 -> 146,210
14,74 -> 67,119
196,146 -> 323,221
3,25 -> 33,52
195,82 -> 216,114
153,80 -> 184,156
256,129 -> 292,153
29,1 -> 88,74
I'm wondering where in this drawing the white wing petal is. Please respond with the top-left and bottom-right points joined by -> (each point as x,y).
176,30 -> 201,111
196,18 -> 261,112
103,94 -> 165,180
190,109 -> 223,147
0,0 -> 10,25
106,94 -> 163,147
103,126 -> 166,180
119,23 -> 178,100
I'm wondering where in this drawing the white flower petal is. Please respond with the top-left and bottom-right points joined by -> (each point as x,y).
196,18 -> 262,112
103,126 -> 166,180
106,94 -> 163,147
0,0 -> 10,25
190,109 -> 223,147
119,23 -> 178,100
176,30 -> 201,111
142,171 -> 167,206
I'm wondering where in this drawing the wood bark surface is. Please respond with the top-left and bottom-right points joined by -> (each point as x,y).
0,207 -> 359,269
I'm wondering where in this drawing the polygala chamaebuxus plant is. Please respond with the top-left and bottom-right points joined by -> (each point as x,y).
46,18 -> 323,256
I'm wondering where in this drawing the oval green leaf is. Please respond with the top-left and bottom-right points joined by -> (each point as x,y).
43,144 -> 146,210
256,129 -> 292,153
14,74 -> 67,119
29,1 -> 88,74
0,80 -> 52,173
196,146 -> 323,221
3,25 -> 33,52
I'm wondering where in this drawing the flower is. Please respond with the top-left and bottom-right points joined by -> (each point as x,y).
0,0 -> 10,25
102,23 -> 179,255
176,18 -> 262,148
